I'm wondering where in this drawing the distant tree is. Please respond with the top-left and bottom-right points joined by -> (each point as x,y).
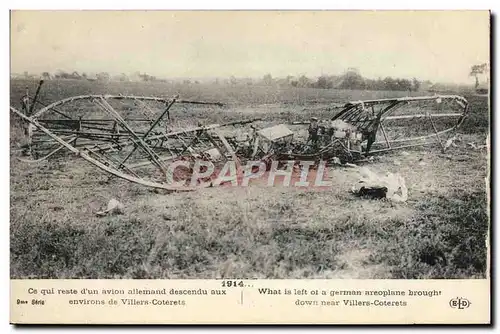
275,77 -> 290,87
342,75 -> 423,92
395,78 -> 412,91
42,72 -> 52,80
55,70 -> 71,79
262,73 -> 273,86
139,73 -> 156,82
229,76 -> 237,85
469,63 -> 488,89
364,78 -> 377,90
297,75 -> 311,88
130,71 -> 142,81
315,75 -> 333,89
373,78 -> 385,90
411,78 -> 420,91
113,73 -> 129,82
339,68 -> 365,89
96,72 -> 110,82
382,77 -> 397,90
71,71 -> 81,79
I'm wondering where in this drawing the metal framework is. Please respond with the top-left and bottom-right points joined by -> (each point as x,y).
10,80 -> 470,191
330,95 -> 469,154
11,80 -> 259,191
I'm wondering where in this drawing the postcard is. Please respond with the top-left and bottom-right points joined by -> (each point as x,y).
9,10 -> 491,324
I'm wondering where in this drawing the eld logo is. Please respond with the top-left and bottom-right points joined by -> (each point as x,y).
449,297 -> 471,309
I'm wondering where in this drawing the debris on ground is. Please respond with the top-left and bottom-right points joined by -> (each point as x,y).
357,186 -> 388,199
352,167 -> 408,202
401,151 -> 410,156
344,162 -> 358,168
96,198 -> 125,217
331,157 -> 342,165
11,83 -> 470,192
467,142 -> 477,149
444,135 -> 461,150
467,142 -> 488,150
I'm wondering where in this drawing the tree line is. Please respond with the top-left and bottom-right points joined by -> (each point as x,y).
16,68 -> 426,92
262,68 -> 422,92
27,71 -> 161,83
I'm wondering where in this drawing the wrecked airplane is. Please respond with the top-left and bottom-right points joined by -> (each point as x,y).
10,80 -> 469,191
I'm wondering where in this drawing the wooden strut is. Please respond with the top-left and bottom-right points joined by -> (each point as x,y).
17,135 -> 78,163
116,97 -> 177,169
12,89 -> 260,189
379,122 -> 391,149
373,127 -> 454,146
29,97 -> 73,119
11,106 -> 203,192
95,97 -> 170,177
178,130 -> 209,156
428,113 -> 446,152
15,90 -> 470,187
330,95 -> 470,156
28,80 -> 44,115
27,94 -> 230,161
32,118 -> 262,164
14,89 -> 271,190
31,94 -> 225,119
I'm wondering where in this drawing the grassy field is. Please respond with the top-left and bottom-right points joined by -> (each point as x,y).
9,79 -> 490,279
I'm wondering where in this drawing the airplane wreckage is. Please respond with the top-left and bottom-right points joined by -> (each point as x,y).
10,80 -> 470,191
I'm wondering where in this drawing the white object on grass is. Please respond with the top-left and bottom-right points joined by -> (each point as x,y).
352,167 -> 408,202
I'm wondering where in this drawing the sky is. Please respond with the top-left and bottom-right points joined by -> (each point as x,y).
10,10 -> 490,84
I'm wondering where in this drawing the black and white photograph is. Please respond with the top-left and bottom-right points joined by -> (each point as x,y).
9,10 -> 490,284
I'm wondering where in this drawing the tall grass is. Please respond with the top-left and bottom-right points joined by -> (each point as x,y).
372,191 -> 488,279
